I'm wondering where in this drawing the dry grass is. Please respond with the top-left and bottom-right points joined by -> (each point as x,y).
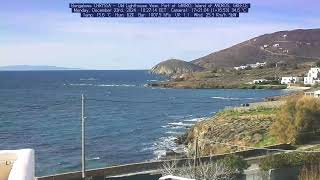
299,164 -> 320,180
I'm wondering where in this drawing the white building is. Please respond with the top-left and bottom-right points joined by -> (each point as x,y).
234,62 -> 266,70
273,44 -> 280,47
253,79 -> 268,84
304,68 -> 320,85
234,65 -> 248,70
281,77 -> 303,85
248,64 -> 259,68
256,62 -> 267,67
305,90 -> 320,98
248,62 -> 267,68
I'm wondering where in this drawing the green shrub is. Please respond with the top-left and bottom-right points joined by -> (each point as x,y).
259,152 -> 320,171
270,96 -> 320,144
217,155 -> 249,173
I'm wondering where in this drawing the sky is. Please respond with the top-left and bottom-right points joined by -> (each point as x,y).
0,0 -> 319,70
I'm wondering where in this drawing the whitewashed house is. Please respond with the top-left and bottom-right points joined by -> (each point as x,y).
256,62 -> 267,67
281,77 -> 303,85
234,65 -> 248,70
273,44 -> 280,47
248,62 -> 267,68
235,62 -> 267,70
248,64 -> 259,68
304,67 -> 320,85
253,79 -> 268,84
305,90 -> 320,98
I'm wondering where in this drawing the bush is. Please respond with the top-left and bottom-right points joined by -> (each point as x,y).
216,155 -> 249,173
161,155 -> 248,180
313,83 -> 320,88
259,152 -> 320,171
299,164 -> 320,180
270,96 -> 320,144
266,62 -> 277,68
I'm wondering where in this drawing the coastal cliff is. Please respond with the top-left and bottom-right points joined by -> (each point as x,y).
150,59 -> 204,77
178,103 -> 282,156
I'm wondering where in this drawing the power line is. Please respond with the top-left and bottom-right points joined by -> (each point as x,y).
86,98 -> 219,104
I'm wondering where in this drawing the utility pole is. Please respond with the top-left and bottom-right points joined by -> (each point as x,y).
193,137 -> 198,179
81,94 -> 86,179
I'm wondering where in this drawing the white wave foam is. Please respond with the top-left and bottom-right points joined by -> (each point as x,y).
95,84 -> 136,87
244,97 -> 255,100
167,122 -> 193,127
69,83 -> 93,86
68,84 -> 136,87
211,96 -> 240,100
165,131 -> 183,135
147,80 -> 158,82
161,125 -> 183,129
142,136 -> 187,159
80,78 -> 97,81
184,117 -> 205,122
88,157 -> 100,160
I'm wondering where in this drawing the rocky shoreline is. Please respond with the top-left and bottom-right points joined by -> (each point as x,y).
147,81 -> 287,90
161,92 -> 302,160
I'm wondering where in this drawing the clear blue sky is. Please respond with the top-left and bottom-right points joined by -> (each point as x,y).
0,0 -> 319,69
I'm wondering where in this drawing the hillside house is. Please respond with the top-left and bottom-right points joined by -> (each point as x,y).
304,67 -> 320,85
305,90 -> 320,98
281,77 -> 303,85
234,62 -> 266,70
234,65 -> 248,70
273,44 -> 280,47
248,62 -> 266,68
253,79 -> 268,84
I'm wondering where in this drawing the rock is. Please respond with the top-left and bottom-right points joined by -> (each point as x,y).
252,133 -> 263,143
150,59 -> 204,77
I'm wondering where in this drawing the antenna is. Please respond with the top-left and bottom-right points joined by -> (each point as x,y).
81,94 -> 86,179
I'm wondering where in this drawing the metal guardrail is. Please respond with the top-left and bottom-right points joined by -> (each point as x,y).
37,144 -> 293,180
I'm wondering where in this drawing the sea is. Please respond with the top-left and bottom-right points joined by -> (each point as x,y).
0,70 -> 289,176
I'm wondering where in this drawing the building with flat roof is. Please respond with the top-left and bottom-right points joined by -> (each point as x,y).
305,90 -> 320,98
304,67 -> 320,85
281,76 -> 303,85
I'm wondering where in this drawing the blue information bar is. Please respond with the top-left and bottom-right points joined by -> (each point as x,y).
70,3 -> 250,18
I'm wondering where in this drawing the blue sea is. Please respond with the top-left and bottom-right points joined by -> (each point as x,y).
0,70 -> 288,176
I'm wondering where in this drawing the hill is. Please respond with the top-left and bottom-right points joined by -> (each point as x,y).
192,28 -> 320,68
149,65 -> 309,89
150,59 -> 204,77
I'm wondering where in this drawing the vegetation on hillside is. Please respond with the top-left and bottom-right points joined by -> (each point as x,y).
192,29 -> 320,68
160,155 -> 248,180
259,152 -> 320,171
299,164 -> 320,180
270,96 -> 320,144
183,95 -> 320,157
150,65 -> 309,89
183,106 -> 279,156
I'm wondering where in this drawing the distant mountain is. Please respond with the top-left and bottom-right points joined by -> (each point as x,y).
192,28 -> 320,68
150,59 -> 204,77
0,65 -> 81,71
